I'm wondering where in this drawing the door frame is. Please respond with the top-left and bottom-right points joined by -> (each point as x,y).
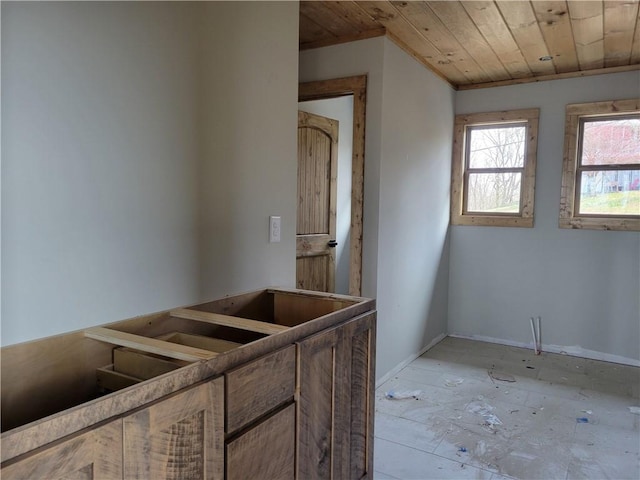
298,75 -> 366,297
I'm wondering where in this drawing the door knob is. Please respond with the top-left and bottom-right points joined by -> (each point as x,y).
328,240 -> 338,248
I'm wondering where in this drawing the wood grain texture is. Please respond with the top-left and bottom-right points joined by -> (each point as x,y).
113,348 -> 187,381
568,1 -> 605,70
530,1 -> 580,73
2,288 -> 375,464
226,404 -> 296,480
427,0 -> 511,82
391,0 -> 493,84
461,0 -> 532,79
297,326 -> 339,480
273,290 -> 352,327
1,330 -> 114,433
356,1 -> 464,85
85,327 -> 217,362
170,308 -> 288,335
157,332 -> 242,353
123,378 -> 224,480
96,364 -> 141,392
495,0 -> 556,76
343,314 -> 376,479
1,419 -> 123,480
297,110 -> 338,293
225,345 -> 296,433
604,0 -> 639,67
297,255 -> 331,292
299,1 -> 639,89
296,312 -> 376,480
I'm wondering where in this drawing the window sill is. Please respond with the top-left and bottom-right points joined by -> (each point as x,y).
559,216 -> 640,231
451,215 -> 534,228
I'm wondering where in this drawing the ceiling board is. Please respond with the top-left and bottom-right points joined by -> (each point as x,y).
568,1 -> 605,70
299,0 -> 640,89
603,0 -> 639,66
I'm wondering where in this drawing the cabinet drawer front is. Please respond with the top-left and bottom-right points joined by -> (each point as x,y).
226,403 -> 295,480
225,344 -> 296,433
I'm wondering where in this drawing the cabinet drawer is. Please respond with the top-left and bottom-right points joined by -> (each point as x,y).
225,344 -> 296,433
226,403 -> 295,480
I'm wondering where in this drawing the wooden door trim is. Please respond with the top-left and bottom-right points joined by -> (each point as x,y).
299,75 -> 366,297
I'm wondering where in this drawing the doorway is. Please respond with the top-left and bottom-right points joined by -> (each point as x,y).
298,99 -> 352,294
298,75 -> 366,297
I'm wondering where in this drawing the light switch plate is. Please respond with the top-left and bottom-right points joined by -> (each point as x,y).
269,216 -> 281,243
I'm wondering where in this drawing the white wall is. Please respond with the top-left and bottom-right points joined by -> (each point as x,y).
376,39 -> 453,378
299,97 -> 353,295
450,71 -> 640,364
197,1 -> 298,299
300,37 -> 454,379
1,1 -> 299,345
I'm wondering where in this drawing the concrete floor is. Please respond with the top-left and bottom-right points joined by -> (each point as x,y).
374,337 -> 640,480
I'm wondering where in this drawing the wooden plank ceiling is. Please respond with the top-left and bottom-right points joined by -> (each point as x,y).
299,1 -> 640,89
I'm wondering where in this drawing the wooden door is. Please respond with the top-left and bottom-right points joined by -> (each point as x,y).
123,377 -> 224,480
0,420 -> 123,479
297,110 -> 339,293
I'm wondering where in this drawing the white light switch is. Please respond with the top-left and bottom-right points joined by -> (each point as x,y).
269,216 -> 281,243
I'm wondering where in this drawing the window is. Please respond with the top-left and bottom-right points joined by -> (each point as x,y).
560,100 -> 640,231
451,109 -> 539,227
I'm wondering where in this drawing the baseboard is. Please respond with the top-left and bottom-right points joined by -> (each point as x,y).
448,333 -> 640,368
375,332 -> 447,388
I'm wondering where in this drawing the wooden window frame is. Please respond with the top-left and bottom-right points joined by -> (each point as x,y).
559,99 -> 640,231
451,108 -> 539,227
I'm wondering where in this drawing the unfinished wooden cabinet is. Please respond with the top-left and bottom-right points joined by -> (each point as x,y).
1,288 -> 376,480
123,377 -> 224,480
1,420 -> 123,480
226,403 -> 296,480
297,312 -> 376,480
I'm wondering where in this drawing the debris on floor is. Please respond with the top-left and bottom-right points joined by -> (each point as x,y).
458,446 -> 467,453
581,409 -> 593,415
467,399 -> 503,427
489,371 -> 516,382
576,417 -> 589,423
384,389 -> 422,400
629,406 -> 640,415
444,377 -> 464,387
